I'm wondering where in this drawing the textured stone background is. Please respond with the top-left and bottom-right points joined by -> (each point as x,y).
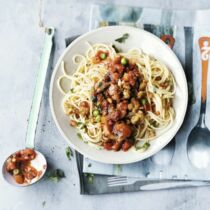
1,1 -> 210,210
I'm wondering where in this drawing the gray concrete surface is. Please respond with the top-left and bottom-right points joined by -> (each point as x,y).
1,0 -> 210,210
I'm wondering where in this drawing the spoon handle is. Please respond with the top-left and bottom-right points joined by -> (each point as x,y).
25,28 -> 55,149
199,37 -> 210,115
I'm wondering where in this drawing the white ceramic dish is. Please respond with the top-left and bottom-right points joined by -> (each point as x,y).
50,26 -> 188,164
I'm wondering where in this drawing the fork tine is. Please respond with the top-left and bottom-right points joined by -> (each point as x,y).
108,182 -> 127,187
107,176 -> 128,187
107,176 -> 127,181
108,179 -> 127,184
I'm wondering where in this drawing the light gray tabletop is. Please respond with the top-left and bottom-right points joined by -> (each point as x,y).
1,1 -> 210,210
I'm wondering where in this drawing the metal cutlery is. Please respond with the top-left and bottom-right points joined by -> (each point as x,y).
187,37 -> 210,169
107,176 -> 210,190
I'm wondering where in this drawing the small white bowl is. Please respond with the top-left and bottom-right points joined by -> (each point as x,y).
50,26 -> 188,164
2,150 -> 47,186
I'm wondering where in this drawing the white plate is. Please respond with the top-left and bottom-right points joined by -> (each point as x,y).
50,26 -> 188,164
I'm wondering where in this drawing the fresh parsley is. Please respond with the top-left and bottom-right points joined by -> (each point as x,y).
115,164 -> 122,174
77,133 -> 83,140
85,173 -> 94,184
115,33 -> 129,43
135,142 -> 150,151
77,122 -> 82,126
112,44 -> 121,53
98,81 -> 103,87
88,163 -> 92,167
91,95 -> 97,102
42,201 -> 46,207
46,169 -> 65,183
77,122 -> 86,130
65,146 -> 73,160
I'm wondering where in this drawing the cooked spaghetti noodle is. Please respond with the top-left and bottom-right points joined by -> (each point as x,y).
58,43 -> 176,151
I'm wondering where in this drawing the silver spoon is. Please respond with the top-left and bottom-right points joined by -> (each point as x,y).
187,37 -> 210,169
2,28 -> 54,186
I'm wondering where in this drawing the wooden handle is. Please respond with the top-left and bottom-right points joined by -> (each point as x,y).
199,37 -> 210,103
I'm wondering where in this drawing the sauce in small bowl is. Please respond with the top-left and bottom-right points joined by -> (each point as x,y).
2,149 -> 47,186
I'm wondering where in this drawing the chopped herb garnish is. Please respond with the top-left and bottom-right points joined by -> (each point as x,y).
135,142 -> 150,151
130,136 -> 136,143
70,88 -> 74,93
115,33 -> 129,43
151,120 -> 158,127
88,163 -> 92,167
112,44 -> 121,53
77,122 -> 86,129
98,81 -> 103,87
85,173 -> 94,184
65,146 -> 73,160
91,95 -> 97,102
42,201 -> 46,207
77,133 -> 83,140
81,124 -> 87,130
115,164 -> 122,174
97,106 -> 102,112
46,169 -> 65,183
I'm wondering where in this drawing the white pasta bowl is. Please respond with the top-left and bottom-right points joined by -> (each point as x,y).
50,26 -> 188,164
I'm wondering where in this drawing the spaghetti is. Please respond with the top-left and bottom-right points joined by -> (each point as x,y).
58,43 -> 176,151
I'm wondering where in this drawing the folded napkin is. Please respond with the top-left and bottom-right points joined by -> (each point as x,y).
66,3 -> 210,194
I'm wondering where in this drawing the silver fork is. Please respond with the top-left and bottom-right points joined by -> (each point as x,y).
107,176 -> 210,189
107,176 -> 140,187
